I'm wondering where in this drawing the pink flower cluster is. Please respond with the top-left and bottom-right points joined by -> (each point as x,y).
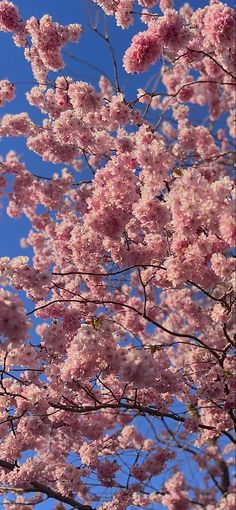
161,472 -> 190,510
0,80 -> 15,106
0,4 -> 82,81
0,288 -> 30,347
131,448 -> 175,480
24,15 -> 82,81
123,8 -> 190,73
0,256 -> 51,301
92,0 -> 135,28
123,27 -> 162,73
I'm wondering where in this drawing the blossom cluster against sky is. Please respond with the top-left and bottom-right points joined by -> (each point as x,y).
0,1 -> 235,508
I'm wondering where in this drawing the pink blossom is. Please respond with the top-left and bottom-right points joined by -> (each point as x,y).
0,1 -> 21,32
0,80 -> 15,106
203,2 -> 236,48
115,0 -> 134,28
123,28 -> 162,73
162,472 -> 190,510
0,1 -> 235,508
0,288 -> 30,346
138,0 -> 158,7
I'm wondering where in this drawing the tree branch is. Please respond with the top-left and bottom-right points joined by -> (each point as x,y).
0,461 -> 95,510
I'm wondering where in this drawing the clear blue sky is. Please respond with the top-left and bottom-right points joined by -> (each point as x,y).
0,1 -> 234,509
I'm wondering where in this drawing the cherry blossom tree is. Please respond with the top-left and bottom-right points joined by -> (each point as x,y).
0,0 -> 235,509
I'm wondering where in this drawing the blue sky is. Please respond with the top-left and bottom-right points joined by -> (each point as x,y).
0,1 -> 234,509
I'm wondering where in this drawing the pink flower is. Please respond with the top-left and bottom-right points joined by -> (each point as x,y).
0,288 -> 30,346
0,80 -> 15,106
0,1 -> 21,32
138,0 -> 158,7
115,0 -> 134,28
123,28 -> 161,73
203,2 -> 236,48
